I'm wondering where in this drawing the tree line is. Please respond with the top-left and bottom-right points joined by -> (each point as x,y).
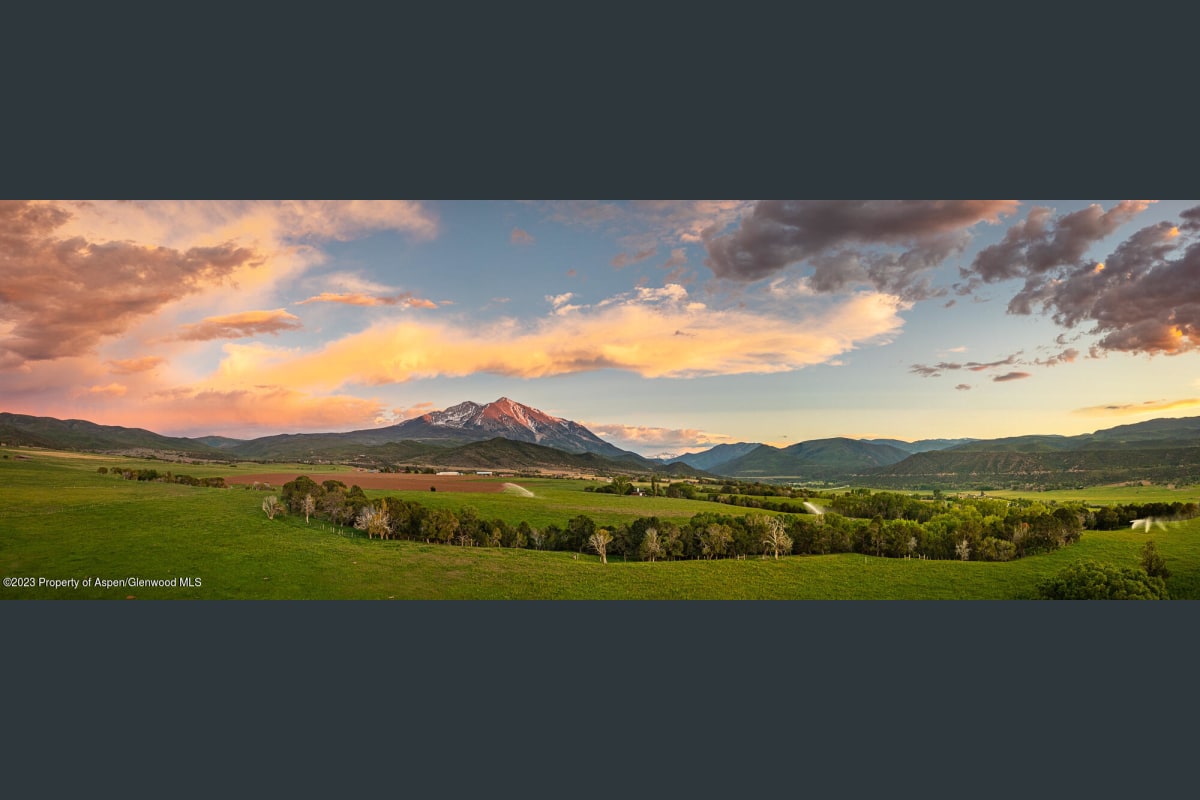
98,466 -> 226,488
268,477 -> 1144,562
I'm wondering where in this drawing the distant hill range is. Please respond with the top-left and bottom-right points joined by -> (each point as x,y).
653,419 -> 1200,487
6,405 -> 1200,488
0,400 -> 703,478
670,437 -> 977,479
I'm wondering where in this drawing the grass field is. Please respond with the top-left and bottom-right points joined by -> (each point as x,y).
985,484 -> 1200,505
4,446 -> 1199,599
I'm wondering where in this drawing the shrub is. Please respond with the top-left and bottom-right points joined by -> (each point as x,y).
1036,560 -> 1168,600
1140,541 -> 1170,579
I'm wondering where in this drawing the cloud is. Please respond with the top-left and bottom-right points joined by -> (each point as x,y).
703,200 -> 1019,295
106,357 -> 165,374
992,371 -> 1031,382
84,383 -> 128,397
969,205 -> 1200,355
0,201 -> 263,364
1033,347 -> 1079,367
1075,398 -> 1200,417
611,246 -> 656,268
0,200 -> 441,369
511,228 -> 535,245
955,384 -> 972,391
296,291 -> 437,308
210,284 -> 909,388
629,200 -> 752,244
969,201 -> 1153,284
910,362 -> 963,378
965,355 -> 1020,372
176,309 -> 302,341
543,201 -> 624,227
661,248 -> 687,269
566,269 -> 577,277
585,422 -> 735,453
1074,397 -> 1200,416
911,354 -> 1022,377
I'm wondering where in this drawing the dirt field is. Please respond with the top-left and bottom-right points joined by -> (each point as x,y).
225,472 -> 507,493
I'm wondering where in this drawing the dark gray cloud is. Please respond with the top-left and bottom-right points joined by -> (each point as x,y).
1033,347 -> 1080,367
910,361 -> 966,377
955,383 -> 972,391
1180,206 -> 1200,232
967,204 -> 1200,355
911,353 -> 1025,378
993,371 -> 1032,382
965,354 -> 1020,372
970,201 -> 1152,284
702,200 -> 1018,297
0,201 -> 262,364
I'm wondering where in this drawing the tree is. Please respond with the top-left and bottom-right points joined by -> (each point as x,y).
955,537 -> 971,561
757,515 -> 793,560
700,523 -> 732,560
589,529 -> 613,564
302,493 -> 316,524
422,507 -> 458,544
528,526 -> 546,550
639,528 -> 664,562
355,503 -> 392,539
262,496 -> 283,520
1141,540 -> 1170,579
1037,560 -> 1168,599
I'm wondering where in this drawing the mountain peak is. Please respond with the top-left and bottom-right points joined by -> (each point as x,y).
390,397 -> 624,457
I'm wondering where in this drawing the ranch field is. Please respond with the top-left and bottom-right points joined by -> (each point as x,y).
3,446 -> 1199,599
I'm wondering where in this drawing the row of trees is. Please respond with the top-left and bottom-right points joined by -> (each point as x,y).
269,476 -> 1093,562
99,466 -> 226,488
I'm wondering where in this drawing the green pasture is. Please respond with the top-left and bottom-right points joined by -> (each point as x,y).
984,484 -> 1200,505
3,447 -> 1199,599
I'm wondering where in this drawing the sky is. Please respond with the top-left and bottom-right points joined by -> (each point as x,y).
3,199 -> 1200,457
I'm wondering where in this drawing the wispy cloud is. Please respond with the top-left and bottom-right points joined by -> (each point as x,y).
612,246 -> 656,268
955,383 -> 972,391
993,371 -> 1031,382
106,357 -> 165,374
511,228 -> 535,245
83,383 -> 128,397
296,292 -> 436,309
176,309 -> 302,342
1074,397 -> 1200,416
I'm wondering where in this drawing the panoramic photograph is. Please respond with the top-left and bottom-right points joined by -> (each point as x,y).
2,198 -> 1199,598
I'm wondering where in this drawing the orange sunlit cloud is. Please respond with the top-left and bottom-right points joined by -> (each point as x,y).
176,309 -> 302,341
208,285 -> 909,390
0,201 -> 441,368
1074,397 -> 1200,416
84,383 -> 128,397
296,292 -> 437,309
106,357 -> 166,374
